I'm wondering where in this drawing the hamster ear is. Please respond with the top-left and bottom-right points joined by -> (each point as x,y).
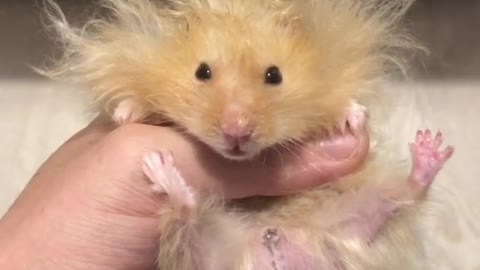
166,0 -> 203,33
184,13 -> 200,32
275,13 -> 302,32
283,16 -> 301,30
172,6 -> 201,33
270,2 -> 302,32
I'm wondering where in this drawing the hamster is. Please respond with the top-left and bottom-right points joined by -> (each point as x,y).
38,0 -> 455,269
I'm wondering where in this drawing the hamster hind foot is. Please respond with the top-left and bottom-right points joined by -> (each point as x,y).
143,151 -> 206,270
143,151 -> 196,212
317,129 -> 455,245
408,129 -> 454,191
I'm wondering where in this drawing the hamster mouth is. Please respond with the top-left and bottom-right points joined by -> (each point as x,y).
223,146 -> 252,160
226,146 -> 245,156
219,141 -> 264,160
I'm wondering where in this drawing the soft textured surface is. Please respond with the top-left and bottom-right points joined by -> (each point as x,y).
1,79 -> 479,268
0,80 -> 92,214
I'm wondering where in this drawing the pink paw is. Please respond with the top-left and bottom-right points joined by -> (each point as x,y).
113,99 -> 142,125
336,100 -> 369,135
142,151 -> 196,209
409,129 -> 454,188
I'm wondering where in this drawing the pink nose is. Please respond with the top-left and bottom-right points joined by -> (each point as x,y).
223,129 -> 253,148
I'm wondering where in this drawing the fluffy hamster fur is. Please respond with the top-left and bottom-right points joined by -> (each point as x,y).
37,0 -> 446,269
38,0 -> 418,158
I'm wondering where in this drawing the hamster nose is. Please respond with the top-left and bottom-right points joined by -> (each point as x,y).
222,129 -> 253,148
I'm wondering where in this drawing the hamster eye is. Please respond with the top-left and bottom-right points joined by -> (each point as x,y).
195,62 -> 212,81
265,66 -> 282,85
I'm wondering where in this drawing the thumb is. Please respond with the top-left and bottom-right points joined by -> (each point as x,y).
253,131 -> 370,196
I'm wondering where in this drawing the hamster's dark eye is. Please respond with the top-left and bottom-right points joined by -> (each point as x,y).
195,62 -> 212,81
265,65 -> 282,85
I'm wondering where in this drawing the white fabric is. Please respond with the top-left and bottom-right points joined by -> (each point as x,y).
0,79 -> 479,268
0,80 -> 92,215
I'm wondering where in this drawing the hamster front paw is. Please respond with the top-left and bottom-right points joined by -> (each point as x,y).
112,99 -> 144,125
336,100 -> 369,135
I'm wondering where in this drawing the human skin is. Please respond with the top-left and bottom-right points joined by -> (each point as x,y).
0,116 -> 369,270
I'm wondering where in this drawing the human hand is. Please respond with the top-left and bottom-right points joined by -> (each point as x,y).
0,115 -> 369,270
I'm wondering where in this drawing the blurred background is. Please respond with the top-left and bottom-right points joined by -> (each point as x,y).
1,0 -> 480,80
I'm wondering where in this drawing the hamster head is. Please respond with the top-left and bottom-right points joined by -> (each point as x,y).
40,0 -> 418,160
142,12 -> 352,160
